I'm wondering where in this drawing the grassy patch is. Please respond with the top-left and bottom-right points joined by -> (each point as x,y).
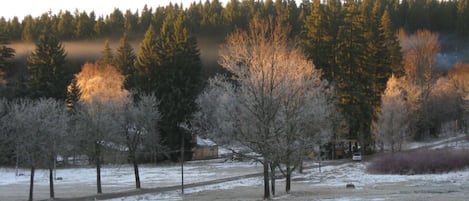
367,149 -> 469,174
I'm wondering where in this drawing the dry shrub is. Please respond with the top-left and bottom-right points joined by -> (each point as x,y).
367,149 -> 469,174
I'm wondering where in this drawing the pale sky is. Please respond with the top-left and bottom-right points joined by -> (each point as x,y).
0,0 -> 230,20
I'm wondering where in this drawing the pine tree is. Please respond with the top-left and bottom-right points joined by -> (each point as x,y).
115,33 -> 136,89
27,29 -> 70,100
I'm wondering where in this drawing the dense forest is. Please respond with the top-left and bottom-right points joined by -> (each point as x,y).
1,0 -> 469,41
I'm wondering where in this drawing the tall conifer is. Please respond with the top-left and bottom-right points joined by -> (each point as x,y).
27,29 -> 69,100
115,33 -> 136,89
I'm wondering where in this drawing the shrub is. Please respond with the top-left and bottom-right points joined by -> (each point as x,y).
367,149 -> 469,174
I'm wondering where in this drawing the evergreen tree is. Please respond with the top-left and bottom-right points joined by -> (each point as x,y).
457,0 -> 469,37
134,25 -> 159,94
115,33 -> 136,90
335,0 -> 373,147
157,13 -> 202,160
134,13 -> 202,160
97,40 -> 113,67
0,35 -> 15,80
303,0 -> 334,81
27,29 -> 70,100
379,10 -> 403,77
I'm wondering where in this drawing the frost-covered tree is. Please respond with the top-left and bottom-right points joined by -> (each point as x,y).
74,62 -> 128,103
3,98 -> 68,201
195,16 -> 332,199
114,93 -> 160,189
73,62 -> 128,194
373,75 -> 409,152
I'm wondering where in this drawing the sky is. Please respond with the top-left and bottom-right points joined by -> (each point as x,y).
0,0 -> 230,20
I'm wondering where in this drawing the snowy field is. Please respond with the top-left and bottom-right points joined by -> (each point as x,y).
0,159 -> 263,201
102,162 -> 469,201
2,135 -> 469,201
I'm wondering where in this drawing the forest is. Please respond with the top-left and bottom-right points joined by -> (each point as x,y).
1,0 -> 469,200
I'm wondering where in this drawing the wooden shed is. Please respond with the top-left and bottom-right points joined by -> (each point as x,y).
192,136 -> 218,160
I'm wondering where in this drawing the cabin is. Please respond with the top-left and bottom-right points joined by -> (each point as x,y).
192,136 -> 218,160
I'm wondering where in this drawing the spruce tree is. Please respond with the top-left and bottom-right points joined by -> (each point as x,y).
134,25 -> 159,94
134,13 -> 202,160
115,33 -> 136,89
97,40 -> 113,67
335,0 -> 373,147
156,13 -> 202,160
303,0 -> 331,79
27,29 -> 70,100
0,35 -> 15,80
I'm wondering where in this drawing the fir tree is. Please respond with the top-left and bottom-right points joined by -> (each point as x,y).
27,30 -> 70,100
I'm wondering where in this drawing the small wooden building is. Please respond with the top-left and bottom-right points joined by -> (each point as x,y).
192,136 -> 218,160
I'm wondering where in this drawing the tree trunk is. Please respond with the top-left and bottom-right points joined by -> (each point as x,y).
49,167 -> 54,199
263,162 -> 270,200
270,162 -> 275,196
96,143 -> 102,194
29,165 -> 35,201
133,159 -> 141,189
298,159 -> 303,174
286,167 -> 291,193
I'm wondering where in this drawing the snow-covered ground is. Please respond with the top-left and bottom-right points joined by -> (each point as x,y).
2,135 -> 469,201
0,159 -> 263,201
100,161 -> 469,201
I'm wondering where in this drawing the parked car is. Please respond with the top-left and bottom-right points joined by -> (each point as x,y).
352,152 -> 362,161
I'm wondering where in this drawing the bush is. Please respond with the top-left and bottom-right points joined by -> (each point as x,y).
367,149 -> 469,174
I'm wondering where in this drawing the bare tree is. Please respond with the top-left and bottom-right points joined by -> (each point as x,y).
373,75 -> 409,152
115,93 -> 160,189
73,62 -> 128,194
3,98 -> 68,201
398,29 -> 441,139
194,16 -> 332,199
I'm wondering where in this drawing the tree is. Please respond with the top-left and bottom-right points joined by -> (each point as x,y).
448,63 -> 469,132
134,25 -> 159,94
97,40 -> 113,67
3,98 -> 68,201
398,29 -> 440,139
0,35 -> 15,84
27,30 -> 70,100
115,93 -> 160,189
114,33 -> 136,89
74,62 -> 128,194
373,75 -> 408,152
195,16 -> 332,199
135,13 -> 202,161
